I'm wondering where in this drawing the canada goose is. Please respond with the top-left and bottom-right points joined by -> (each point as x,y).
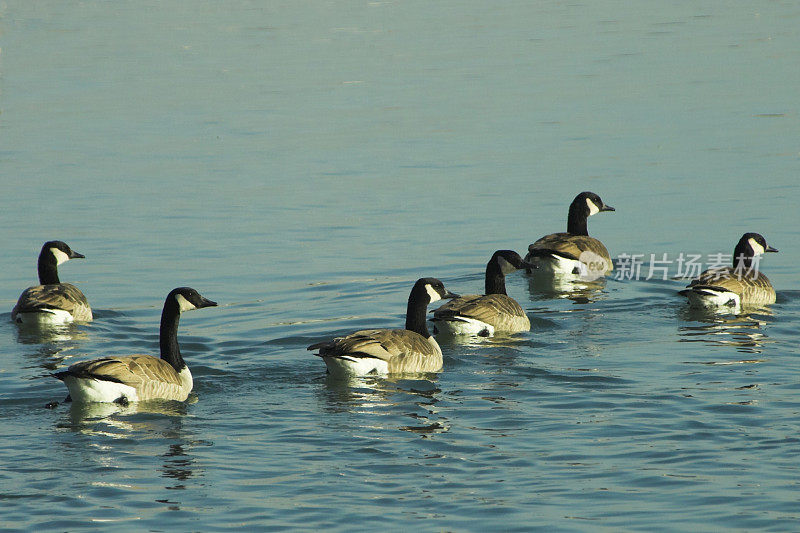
525,192 -> 615,278
308,278 -> 458,377
680,233 -> 778,311
432,250 -> 533,336
12,241 -> 92,324
54,287 -> 217,403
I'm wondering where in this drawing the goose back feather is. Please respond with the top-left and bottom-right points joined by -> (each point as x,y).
57,355 -> 192,402
309,328 -> 443,375
433,294 -> 530,335
13,283 -> 93,323
527,233 -> 613,274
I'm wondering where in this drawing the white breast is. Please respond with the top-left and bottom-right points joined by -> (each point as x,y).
15,309 -> 75,325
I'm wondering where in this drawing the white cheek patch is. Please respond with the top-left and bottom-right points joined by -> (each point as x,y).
175,293 -> 197,312
50,248 -> 71,265
425,284 -> 442,303
748,238 -> 765,256
586,198 -> 600,216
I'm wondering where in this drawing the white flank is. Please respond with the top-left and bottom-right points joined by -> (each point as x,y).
586,198 -> 600,216
50,247 -> 71,265
434,316 -> 495,337
685,288 -> 741,313
425,284 -> 442,303
747,238 -> 765,256
530,254 -> 586,277
15,309 -> 74,325
62,376 -> 140,403
175,294 -> 197,312
323,355 -> 389,378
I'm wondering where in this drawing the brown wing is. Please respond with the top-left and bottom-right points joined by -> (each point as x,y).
528,233 -> 613,271
433,294 -> 530,331
64,355 -> 187,400
686,268 -> 776,305
12,283 -> 92,321
308,328 -> 442,373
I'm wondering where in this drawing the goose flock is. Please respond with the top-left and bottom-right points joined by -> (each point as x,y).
11,192 -> 780,404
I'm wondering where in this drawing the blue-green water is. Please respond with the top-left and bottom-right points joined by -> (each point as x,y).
2,1 -> 799,530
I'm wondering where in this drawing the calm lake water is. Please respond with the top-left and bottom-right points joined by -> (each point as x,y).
2,1 -> 799,530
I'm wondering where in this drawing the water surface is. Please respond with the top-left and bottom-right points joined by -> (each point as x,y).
1,1 -> 799,530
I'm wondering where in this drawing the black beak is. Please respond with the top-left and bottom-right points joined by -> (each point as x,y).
766,246 -> 778,253
601,204 -> 615,212
443,290 -> 460,299
200,297 -> 218,308
520,260 -> 537,270
70,250 -> 85,259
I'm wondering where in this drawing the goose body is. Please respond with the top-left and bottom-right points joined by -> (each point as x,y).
55,287 -> 217,403
308,278 -> 458,378
680,233 -> 778,311
525,192 -> 615,279
12,241 -> 92,325
433,250 -> 532,336
57,355 -> 193,403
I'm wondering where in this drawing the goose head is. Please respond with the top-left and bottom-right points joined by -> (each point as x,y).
573,191 -> 615,217
737,233 -> 778,258
42,240 -> 85,266
491,249 -> 536,275
170,287 -> 218,312
415,277 -> 459,304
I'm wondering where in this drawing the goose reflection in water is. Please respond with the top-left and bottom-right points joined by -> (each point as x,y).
161,443 -> 195,490
9,326 -> 89,380
64,397 -> 192,432
678,307 -> 774,355
527,275 -> 607,304
58,399 -> 203,499
318,374 -> 448,435
13,320 -> 88,346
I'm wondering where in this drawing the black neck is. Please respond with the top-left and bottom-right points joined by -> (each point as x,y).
566,200 -> 589,236
37,252 -> 60,285
405,286 -> 431,338
160,298 -> 185,372
485,260 -> 507,295
733,240 -> 755,270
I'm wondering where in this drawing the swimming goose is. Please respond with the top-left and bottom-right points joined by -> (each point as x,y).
432,250 -> 533,336
680,233 -> 778,310
308,278 -> 458,377
12,241 -> 92,324
525,192 -> 615,278
54,287 -> 217,403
